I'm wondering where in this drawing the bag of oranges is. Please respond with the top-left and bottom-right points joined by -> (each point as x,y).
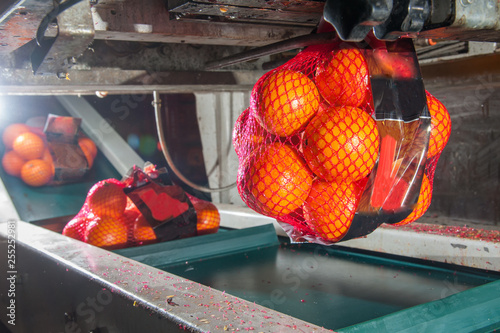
62,164 -> 220,249
1,114 -> 97,187
234,37 -> 451,245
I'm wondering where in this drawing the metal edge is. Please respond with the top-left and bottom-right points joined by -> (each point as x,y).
0,220 -> 330,332
216,203 -> 500,271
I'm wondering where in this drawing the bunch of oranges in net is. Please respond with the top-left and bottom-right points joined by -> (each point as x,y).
234,46 -> 451,243
62,178 -> 220,249
1,123 -> 97,187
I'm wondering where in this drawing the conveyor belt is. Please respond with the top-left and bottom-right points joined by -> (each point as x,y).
115,224 -> 500,331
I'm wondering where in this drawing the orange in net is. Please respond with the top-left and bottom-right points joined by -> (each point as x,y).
233,108 -> 270,157
79,143 -> 95,168
13,132 -> 45,160
2,123 -> 31,149
20,159 -> 53,187
426,92 -> 451,159
314,48 -> 369,108
133,214 -> 157,243
188,194 -> 220,235
395,174 -> 432,226
303,106 -> 379,182
87,179 -> 127,218
256,69 -> 320,137
304,180 -> 361,242
62,214 -> 89,241
78,137 -> 97,159
85,215 -> 128,249
2,150 -> 26,177
42,148 -> 55,177
244,142 -> 313,217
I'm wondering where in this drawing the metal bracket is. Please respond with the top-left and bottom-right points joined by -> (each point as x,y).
323,0 -> 393,41
31,0 -> 94,76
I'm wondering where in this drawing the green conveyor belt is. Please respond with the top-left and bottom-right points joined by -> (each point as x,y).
116,224 -> 500,331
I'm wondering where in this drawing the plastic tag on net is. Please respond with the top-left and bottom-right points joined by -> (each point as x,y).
43,114 -> 90,184
123,165 -> 198,242
235,36 -> 433,245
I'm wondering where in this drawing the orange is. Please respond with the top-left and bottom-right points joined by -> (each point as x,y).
12,132 -> 45,160
256,69 -> 320,137
42,148 -> 55,177
315,48 -> 369,108
85,215 -> 128,248
426,92 -> 451,159
303,180 -> 361,242
2,150 -> 26,177
79,142 -> 95,168
303,106 -> 379,182
2,123 -> 31,149
233,108 -> 270,157
20,159 -> 53,187
187,194 -> 220,235
244,142 -> 313,217
395,174 -> 432,226
87,179 -> 127,218
78,137 -> 97,159
133,214 -> 157,243
62,215 -> 88,241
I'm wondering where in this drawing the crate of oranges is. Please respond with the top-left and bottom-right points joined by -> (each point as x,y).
1,114 -> 97,187
234,38 -> 451,245
62,164 -> 220,249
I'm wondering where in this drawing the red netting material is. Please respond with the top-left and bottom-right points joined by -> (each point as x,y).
234,43 -> 451,244
62,172 -> 222,249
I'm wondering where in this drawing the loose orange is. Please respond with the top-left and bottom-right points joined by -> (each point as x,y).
78,137 -> 97,159
244,142 -> 313,217
87,179 -> 127,218
133,214 -> 157,243
395,174 -> 432,225
303,106 -> 379,182
315,48 -> 369,108
426,92 -> 451,159
85,215 -> 128,248
12,132 -> 45,160
2,123 -> 31,149
20,159 -> 53,187
2,150 -> 26,177
256,69 -> 320,137
304,180 -> 360,242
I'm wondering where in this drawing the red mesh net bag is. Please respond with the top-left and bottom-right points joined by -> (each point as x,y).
62,165 -> 221,249
234,36 -> 451,245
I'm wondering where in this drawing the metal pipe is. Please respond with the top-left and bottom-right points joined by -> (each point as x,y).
153,91 -> 237,193
205,32 -> 337,70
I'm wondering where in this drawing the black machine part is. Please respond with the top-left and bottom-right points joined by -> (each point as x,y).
323,0 -> 500,42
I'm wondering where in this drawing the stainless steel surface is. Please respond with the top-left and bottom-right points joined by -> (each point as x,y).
216,204 -> 500,270
168,0 -> 323,27
31,0 -> 94,76
91,0 -> 314,47
0,69 -> 264,95
205,31 -> 337,70
0,220 -> 330,332
0,0 -> 56,54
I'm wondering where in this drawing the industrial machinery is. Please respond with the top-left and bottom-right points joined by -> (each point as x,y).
0,0 -> 500,332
